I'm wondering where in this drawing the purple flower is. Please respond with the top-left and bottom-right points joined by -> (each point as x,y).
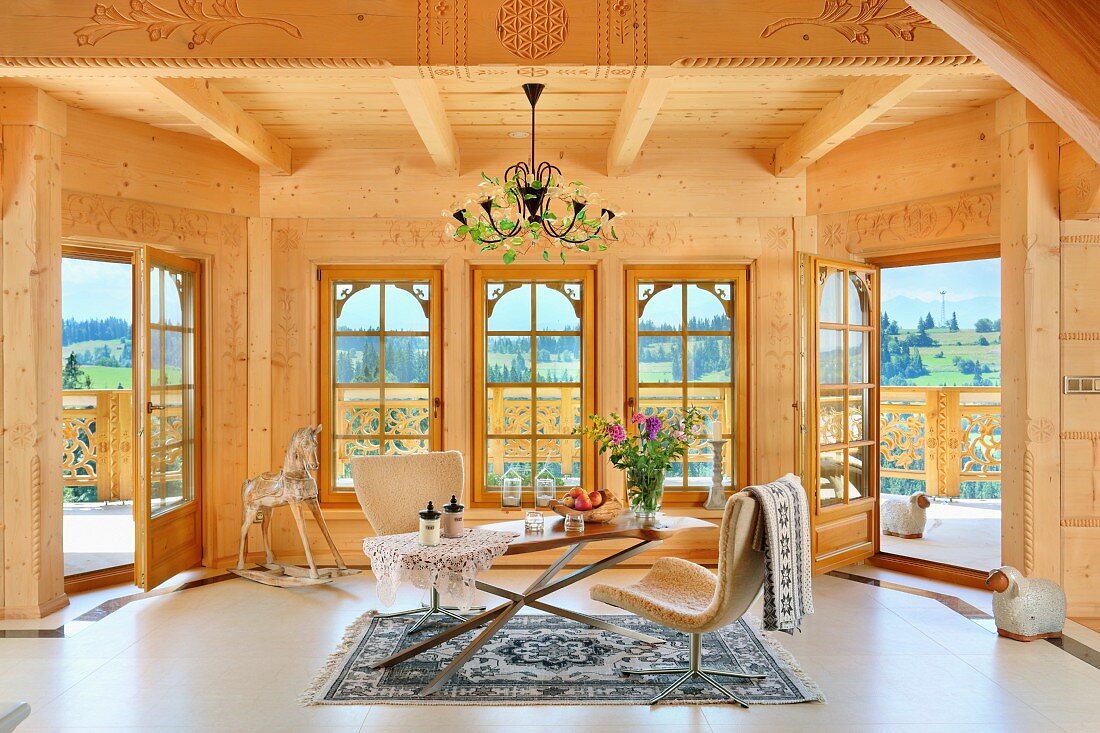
631,412 -> 645,424
645,415 -> 662,440
607,423 -> 627,445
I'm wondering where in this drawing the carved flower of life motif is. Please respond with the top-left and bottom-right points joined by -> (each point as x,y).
497,0 -> 569,60
613,0 -> 632,17
903,203 -> 937,239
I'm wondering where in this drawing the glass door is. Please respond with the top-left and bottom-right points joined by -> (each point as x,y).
137,246 -> 201,590
802,255 -> 879,572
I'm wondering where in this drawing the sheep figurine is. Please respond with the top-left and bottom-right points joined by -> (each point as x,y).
881,492 -> 931,538
985,565 -> 1066,641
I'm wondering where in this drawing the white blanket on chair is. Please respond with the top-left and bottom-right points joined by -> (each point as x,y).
744,474 -> 814,634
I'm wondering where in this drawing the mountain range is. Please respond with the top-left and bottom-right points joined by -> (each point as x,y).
880,295 -> 1000,329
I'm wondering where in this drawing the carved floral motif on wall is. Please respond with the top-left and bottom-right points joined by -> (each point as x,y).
761,0 -> 936,45
74,1 -> 302,48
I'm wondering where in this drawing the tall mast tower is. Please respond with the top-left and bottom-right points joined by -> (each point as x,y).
940,290 -> 947,327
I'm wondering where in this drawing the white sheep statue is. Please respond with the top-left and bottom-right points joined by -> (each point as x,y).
985,566 -> 1066,641
881,492 -> 931,538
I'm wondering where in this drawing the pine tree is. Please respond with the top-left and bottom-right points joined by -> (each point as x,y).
62,352 -> 90,389
948,311 -> 959,332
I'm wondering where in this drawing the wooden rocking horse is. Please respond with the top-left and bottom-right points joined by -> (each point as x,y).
231,425 -> 360,586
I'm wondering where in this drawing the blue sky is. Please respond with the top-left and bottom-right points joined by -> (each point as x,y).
62,258 -> 132,321
881,258 -> 1000,302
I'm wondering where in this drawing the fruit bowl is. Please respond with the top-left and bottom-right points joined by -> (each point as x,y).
549,489 -> 624,524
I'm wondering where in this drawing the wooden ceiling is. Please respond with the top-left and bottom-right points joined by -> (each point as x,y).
16,71 -> 1013,172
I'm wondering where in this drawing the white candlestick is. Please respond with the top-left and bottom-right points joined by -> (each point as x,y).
709,419 -> 723,440
706,438 -> 728,510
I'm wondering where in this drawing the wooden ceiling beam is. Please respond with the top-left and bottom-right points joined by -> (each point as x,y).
136,77 -> 292,174
606,78 -> 674,176
392,78 -> 459,176
908,0 -> 1100,162
773,75 -> 928,177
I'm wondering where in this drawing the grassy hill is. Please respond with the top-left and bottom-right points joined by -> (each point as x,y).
62,336 -> 182,390
893,327 -> 1001,387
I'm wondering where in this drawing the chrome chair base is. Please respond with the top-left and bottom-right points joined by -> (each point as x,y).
620,632 -> 765,707
372,588 -> 485,633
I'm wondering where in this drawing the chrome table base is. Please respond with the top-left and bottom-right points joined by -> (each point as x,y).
370,538 -> 663,696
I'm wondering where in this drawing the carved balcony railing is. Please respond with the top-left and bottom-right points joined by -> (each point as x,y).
62,389 -> 134,502
333,385 -> 732,489
878,386 -> 1001,498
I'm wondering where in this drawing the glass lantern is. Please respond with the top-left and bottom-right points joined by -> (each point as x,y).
501,467 -> 523,509
534,466 -> 556,508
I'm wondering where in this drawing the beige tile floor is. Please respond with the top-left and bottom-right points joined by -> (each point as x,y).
3,565 -> 1099,733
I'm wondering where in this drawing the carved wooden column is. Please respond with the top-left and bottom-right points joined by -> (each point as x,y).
0,87 -> 68,618
997,94 -> 1061,581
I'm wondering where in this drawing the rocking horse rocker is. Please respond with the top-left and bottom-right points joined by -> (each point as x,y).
231,425 -> 361,586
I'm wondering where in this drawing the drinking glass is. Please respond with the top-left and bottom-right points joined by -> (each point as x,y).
524,510 -> 544,532
564,513 -> 584,533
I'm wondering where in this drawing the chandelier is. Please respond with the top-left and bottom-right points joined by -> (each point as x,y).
445,83 -> 622,263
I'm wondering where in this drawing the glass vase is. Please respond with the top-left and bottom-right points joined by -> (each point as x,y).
627,467 -> 665,522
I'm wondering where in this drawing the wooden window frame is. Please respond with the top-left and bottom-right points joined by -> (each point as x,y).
318,265 -> 444,505
805,257 -> 879,523
471,265 -> 597,508
624,265 -> 750,506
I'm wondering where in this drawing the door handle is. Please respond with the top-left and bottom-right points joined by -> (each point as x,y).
146,401 -> 165,414
433,396 -> 442,419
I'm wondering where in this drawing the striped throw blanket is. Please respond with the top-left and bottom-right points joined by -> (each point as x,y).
744,474 -> 814,634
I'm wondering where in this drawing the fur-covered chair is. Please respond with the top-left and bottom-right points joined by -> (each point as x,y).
350,451 -> 481,630
589,492 -> 767,706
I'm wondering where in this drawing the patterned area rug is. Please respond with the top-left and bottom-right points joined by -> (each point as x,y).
304,612 -> 825,706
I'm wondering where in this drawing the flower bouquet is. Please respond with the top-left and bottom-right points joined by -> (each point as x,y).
577,407 -> 707,521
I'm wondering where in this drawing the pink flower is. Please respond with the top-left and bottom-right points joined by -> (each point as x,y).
631,412 -> 645,424
673,430 -> 686,441
606,423 -> 627,445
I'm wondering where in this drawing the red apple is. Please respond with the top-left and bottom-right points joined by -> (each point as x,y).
588,491 -> 604,508
566,487 -> 586,499
573,495 -> 593,512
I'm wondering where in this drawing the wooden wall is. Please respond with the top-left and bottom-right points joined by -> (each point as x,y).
3,86 -> 1098,613
807,97 -> 1100,616
58,109 -> 257,576
1060,217 -> 1100,617
249,142 -> 805,568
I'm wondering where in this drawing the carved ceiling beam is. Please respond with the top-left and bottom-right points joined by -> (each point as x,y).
908,0 -> 1100,162
391,78 -> 460,176
136,77 -> 292,174
0,1 -> 977,74
774,74 -> 928,177
606,78 -> 673,177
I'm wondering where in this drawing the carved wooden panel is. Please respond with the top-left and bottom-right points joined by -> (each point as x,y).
761,1 -> 936,45
843,187 -> 999,255
0,0 -> 972,72
74,1 -> 302,48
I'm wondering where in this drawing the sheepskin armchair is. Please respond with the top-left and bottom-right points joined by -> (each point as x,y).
350,451 -> 465,535
589,492 -> 766,705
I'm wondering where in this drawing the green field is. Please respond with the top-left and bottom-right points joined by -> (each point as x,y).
896,327 -> 1001,386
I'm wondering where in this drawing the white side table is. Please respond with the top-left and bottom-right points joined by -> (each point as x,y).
0,702 -> 30,733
